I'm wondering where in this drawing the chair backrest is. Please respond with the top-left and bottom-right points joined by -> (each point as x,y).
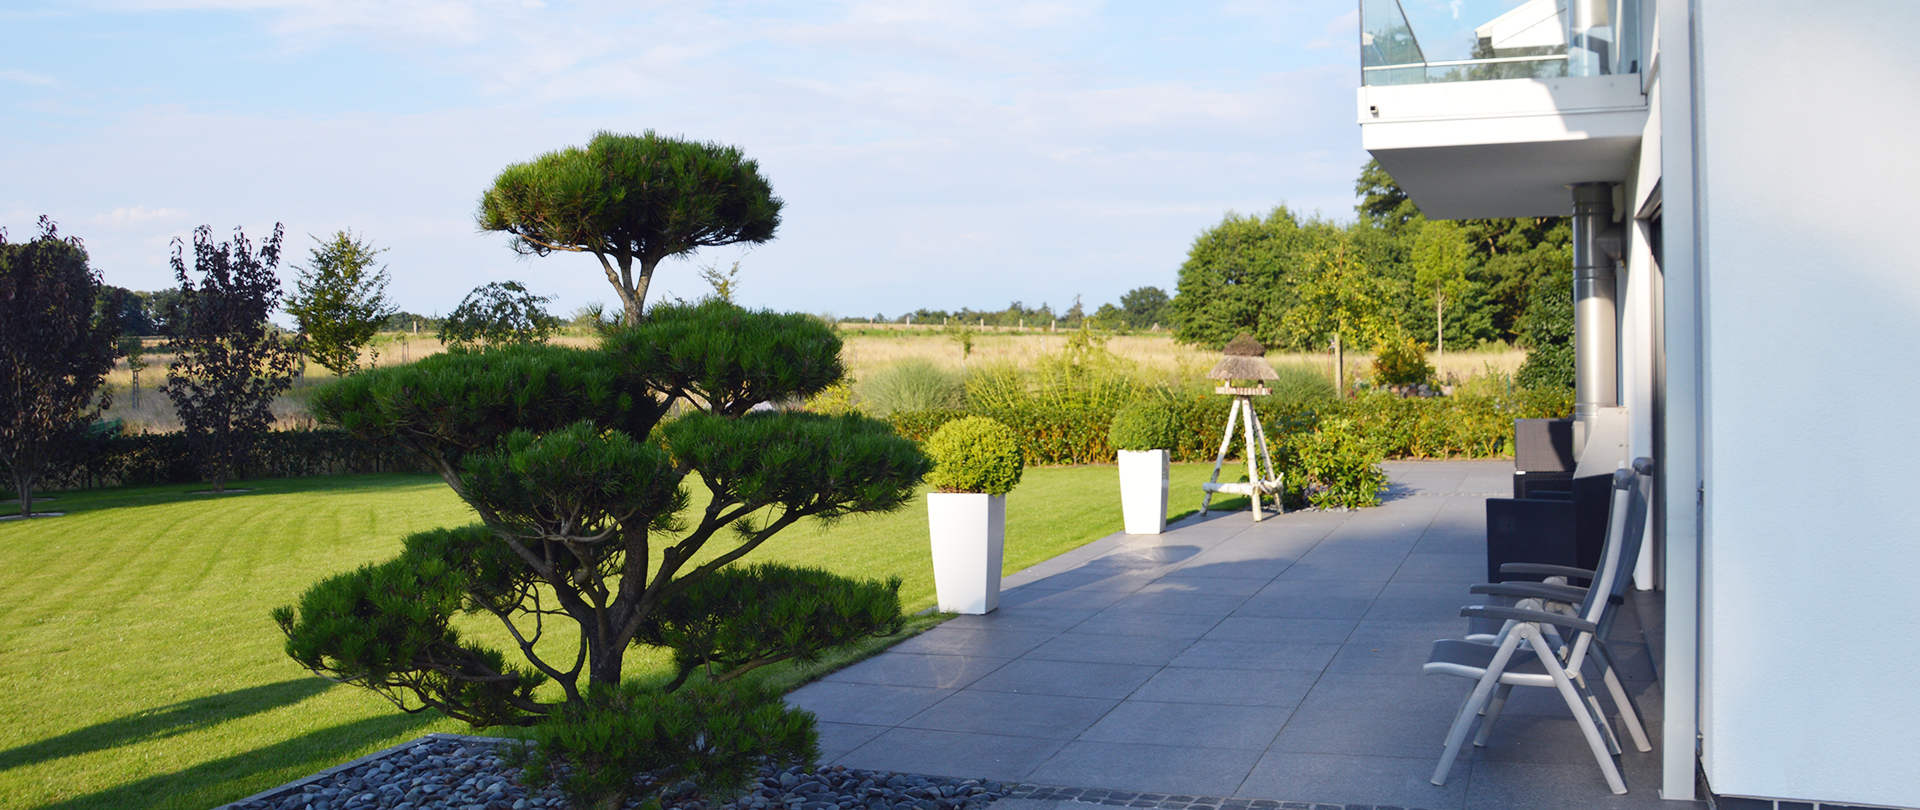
1573,467 -> 1638,628
1562,463 -> 1651,671
1592,457 -> 1655,640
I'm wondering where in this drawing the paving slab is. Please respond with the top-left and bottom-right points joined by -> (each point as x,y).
786,460 -> 1698,810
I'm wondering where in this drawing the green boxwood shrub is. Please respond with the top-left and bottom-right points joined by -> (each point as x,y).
924,416 -> 1024,495
1108,396 -> 1183,451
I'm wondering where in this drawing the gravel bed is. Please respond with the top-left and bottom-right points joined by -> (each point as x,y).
226,736 -> 1013,810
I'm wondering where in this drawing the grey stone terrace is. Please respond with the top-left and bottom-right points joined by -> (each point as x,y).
788,461 -> 1694,810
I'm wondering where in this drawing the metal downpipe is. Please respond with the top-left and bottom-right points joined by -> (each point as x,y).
1572,183 -> 1622,420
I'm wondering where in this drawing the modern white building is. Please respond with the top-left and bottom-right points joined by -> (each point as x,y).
1357,1 -> 1920,807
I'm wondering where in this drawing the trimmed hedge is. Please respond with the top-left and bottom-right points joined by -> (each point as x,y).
45,427 -> 428,490
887,387 -> 1574,468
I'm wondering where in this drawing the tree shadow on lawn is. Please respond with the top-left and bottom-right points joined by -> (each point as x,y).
33,473 -> 448,516
0,678 -> 334,773
31,710 -> 443,810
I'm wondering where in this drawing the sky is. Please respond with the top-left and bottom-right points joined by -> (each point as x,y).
1,0 -> 1524,321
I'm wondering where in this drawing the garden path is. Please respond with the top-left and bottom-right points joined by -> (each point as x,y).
787,460 -> 1695,810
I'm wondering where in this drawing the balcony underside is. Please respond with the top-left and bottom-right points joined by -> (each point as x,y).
1359,75 -> 1648,219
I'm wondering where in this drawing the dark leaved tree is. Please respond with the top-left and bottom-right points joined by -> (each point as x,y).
285,230 -> 398,374
436,280 -> 561,349
0,218 -> 117,517
478,131 -> 782,324
161,224 -> 302,492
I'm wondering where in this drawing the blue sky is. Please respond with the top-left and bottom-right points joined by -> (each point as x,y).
1,0 -> 1523,320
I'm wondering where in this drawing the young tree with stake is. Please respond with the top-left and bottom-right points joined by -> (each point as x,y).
285,230 -> 398,375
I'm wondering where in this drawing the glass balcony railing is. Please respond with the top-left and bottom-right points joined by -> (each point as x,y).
1362,0 -> 1640,88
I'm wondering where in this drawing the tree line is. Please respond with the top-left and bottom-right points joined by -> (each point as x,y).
854,285 -> 1172,333
1165,160 -> 1575,388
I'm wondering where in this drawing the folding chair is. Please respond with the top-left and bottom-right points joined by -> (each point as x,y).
1423,461 -> 1653,794
1462,458 -> 1656,755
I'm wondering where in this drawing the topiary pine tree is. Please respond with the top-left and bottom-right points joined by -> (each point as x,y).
0,218 -> 118,518
161,224 -> 303,492
478,131 -> 782,325
274,299 -> 931,726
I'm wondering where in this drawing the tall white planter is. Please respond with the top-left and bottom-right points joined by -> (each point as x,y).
927,492 -> 1006,614
1118,449 -> 1170,535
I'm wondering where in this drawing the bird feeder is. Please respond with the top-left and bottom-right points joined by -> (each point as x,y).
1201,334 -> 1285,520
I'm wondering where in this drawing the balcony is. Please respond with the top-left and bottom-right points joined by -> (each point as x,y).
1358,0 -> 1650,219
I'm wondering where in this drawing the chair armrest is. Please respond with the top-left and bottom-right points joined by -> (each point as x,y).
1459,605 -> 1598,633
1499,563 -> 1595,580
1470,582 -> 1588,602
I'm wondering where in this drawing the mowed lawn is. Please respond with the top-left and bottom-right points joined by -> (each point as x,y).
0,463 -> 1249,810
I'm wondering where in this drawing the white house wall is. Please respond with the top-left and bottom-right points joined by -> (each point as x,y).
1694,0 -> 1920,805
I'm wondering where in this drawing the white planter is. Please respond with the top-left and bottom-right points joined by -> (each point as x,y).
927,492 -> 1006,614
1118,449 -> 1170,535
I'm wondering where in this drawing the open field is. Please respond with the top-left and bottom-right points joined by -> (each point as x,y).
97,329 -> 1527,430
0,464 -> 1249,810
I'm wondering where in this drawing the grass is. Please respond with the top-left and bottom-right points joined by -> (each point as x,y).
0,461 -> 1253,810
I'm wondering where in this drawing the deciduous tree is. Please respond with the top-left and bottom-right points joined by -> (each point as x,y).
162,224 -> 302,492
478,131 -> 782,324
436,281 -> 560,349
0,218 -> 117,517
1412,219 -> 1474,357
285,230 -> 398,374
1282,238 -> 1387,395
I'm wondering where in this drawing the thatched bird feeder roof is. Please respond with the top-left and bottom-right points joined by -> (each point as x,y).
1206,333 -> 1279,381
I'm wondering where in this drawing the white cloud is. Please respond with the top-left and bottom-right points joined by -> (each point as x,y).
0,69 -> 57,86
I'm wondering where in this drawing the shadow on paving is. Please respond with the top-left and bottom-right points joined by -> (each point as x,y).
0,678 -> 335,773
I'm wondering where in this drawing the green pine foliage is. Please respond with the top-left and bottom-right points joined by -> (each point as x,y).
639,563 -> 905,691
518,679 -> 817,810
278,300 -> 931,733
478,131 -> 782,324
924,416 -> 1024,495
